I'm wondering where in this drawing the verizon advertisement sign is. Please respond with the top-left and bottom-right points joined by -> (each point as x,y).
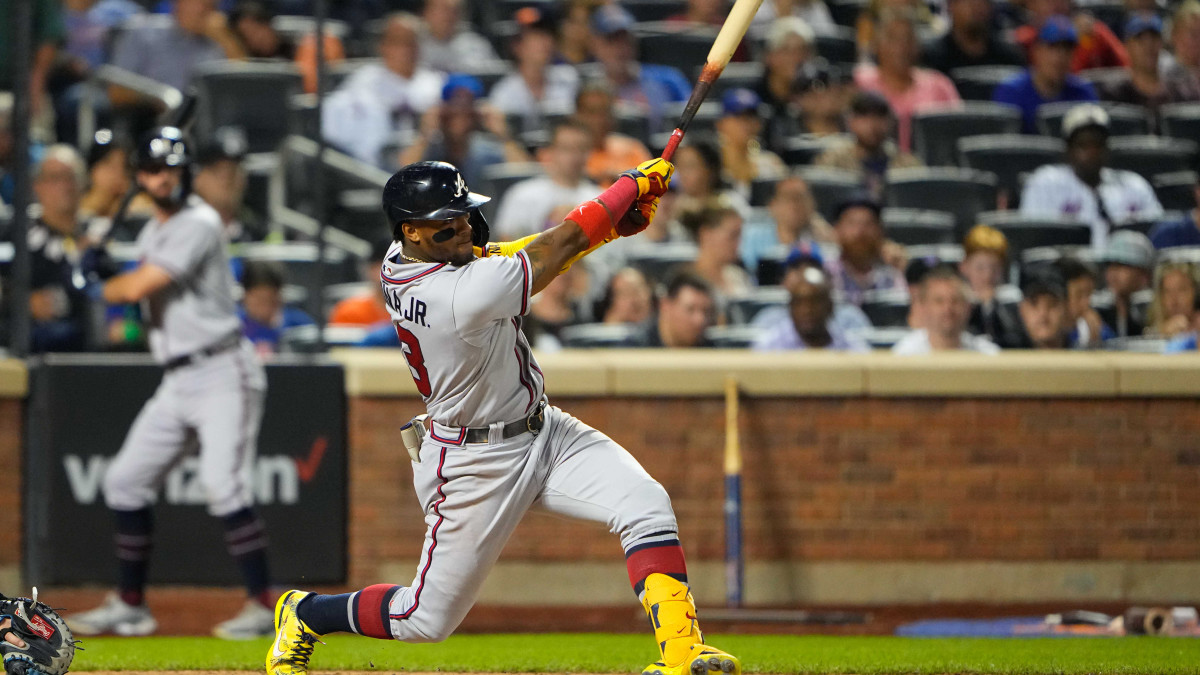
24,356 -> 347,585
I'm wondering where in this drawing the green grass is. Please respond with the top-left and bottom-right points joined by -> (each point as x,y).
71,633 -> 1200,674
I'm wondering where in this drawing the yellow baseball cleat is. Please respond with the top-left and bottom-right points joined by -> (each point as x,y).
266,590 -> 323,675
642,644 -> 741,675
639,574 -> 742,675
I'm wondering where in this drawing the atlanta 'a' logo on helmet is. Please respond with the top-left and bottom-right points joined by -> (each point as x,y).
453,173 -> 467,198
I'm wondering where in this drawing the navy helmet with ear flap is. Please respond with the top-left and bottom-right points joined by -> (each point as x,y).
382,161 -> 491,246
132,126 -> 193,205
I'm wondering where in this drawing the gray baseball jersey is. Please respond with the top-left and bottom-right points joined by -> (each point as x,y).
380,242 -> 543,428
104,196 -> 265,518
135,196 -> 242,364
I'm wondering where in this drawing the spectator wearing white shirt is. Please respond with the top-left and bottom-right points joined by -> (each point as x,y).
493,120 -> 601,239
417,0 -> 502,73
321,13 -> 445,167
893,265 -> 1001,354
489,5 -> 580,135
1019,103 -> 1163,252
754,260 -> 870,352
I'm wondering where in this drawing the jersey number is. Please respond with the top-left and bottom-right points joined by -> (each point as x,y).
394,323 -> 432,397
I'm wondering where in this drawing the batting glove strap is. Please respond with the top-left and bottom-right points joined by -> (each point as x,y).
619,158 -> 674,200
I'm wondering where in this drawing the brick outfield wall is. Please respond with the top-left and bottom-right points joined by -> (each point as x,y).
0,400 -> 20,567
347,396 -> 1200,585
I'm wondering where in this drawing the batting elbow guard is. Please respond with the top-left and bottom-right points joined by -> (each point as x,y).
567,176 -> 639,248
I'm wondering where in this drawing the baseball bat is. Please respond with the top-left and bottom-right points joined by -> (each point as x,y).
661,0 -> 765,162
723,375 -> 744,608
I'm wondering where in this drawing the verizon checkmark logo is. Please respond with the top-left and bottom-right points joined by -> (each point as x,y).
294,437 -> 328,483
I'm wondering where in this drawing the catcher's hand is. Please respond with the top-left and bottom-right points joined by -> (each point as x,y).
0,590 -> 77,675
620,158 -> 673,200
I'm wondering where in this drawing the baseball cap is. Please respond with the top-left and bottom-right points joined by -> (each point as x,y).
784,242 -> 825,269
592,3 -> 636,36
1124,12 -> 1163,39
1101,230 -> 1155,270
833,193 -> 883,222
721,88 -> 761,116
196,126 -> 248,166
1021,269 -> 1067,301
1061,102 -> 1110,140
1037,16 -> 1079,45
849,90 -> 892,117
441,73 -> 484,102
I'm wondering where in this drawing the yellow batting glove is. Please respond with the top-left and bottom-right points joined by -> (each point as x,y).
619,158 -> 674,200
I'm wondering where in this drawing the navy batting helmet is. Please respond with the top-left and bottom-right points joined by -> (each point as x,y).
132,126 -> 192,206
382,161 -> 491,246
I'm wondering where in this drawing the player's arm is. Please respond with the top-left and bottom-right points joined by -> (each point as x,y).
102,263 -> 173,303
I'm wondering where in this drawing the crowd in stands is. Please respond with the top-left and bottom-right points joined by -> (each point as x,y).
2,0 -> 1200,357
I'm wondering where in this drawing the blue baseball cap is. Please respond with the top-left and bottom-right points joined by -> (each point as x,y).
721,88 -> 761,116
1124,12 -> 1163,38
441,73 -> 484,102
1037,16 -> 1078,45
592,3 -> 635,36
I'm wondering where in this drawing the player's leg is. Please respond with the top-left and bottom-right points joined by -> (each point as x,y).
187,353 -> 273,639
268,434 -> 549,674
536,406 -> 740,675
71,387 -> 191,636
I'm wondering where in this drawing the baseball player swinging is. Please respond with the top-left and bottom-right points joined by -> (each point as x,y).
266,159 -> 741,675
70,127 -> 275,640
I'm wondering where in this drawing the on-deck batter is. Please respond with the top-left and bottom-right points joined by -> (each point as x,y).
266,160 -> 741,675
70,127 -> 275,640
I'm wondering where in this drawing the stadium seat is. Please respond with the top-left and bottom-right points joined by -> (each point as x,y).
911,102 -> 1022,167
860,288 -> 911,327
827,0 -> 868,28
237,242 -> 360,318
754,246 -> 792,286
906,243 -> 966,265
1037,101 -> 1151,138
814,27 -> 858,66
1159,246 -> 1200,265
192,61 -> 303,154
781,133 -> 853,168
958,134 -> 1065,208
797,167 -> 865,223
1081,0 -> 1136,36
976,211 -> 1093,257
949,65 -> 1024,101
1076,67 -> 1127,93
560,323 -> 641,348
1160,103 -> 1200,144
333,189 -> 392,244
1153,172 -> 1198,211
750,176 -> 782,207
1019,245 -> 1096,270
481,162 -> 545,222
270,15 -> 350,43
881,208 -> 957,245
288,93 -> 319,140
884,167 -> 998,234
1104,336 -> 1169,353
274,135 -> 391,225
705,325 -> 763,348
727,286 -> 789,325
624,242 -> 701,285
859,326 -> 912,349
634,22 -> 720,73
622,0 -> 689,23
614,106 -> 652,146
1109,136 -> 1199,178
456,61 -> 514,97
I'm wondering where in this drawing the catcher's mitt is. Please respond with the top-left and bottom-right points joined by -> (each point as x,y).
0,589 -> 77,675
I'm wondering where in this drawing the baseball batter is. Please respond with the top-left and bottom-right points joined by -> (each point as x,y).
266,160 -> 740,675
70,127 -> 275,640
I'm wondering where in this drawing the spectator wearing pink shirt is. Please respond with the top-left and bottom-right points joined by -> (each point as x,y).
854,8 -> 961,152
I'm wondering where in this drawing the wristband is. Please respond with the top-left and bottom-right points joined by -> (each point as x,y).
566,176 -> 639,248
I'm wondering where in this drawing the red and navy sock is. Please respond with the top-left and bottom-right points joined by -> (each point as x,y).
113,507 -> 153,607
297,584 -> 402,639
625,531 -> 688,598
221,507 -> 271,607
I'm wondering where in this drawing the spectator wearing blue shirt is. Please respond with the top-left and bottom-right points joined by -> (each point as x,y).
740,174 -> 834,274
753,255 -> 870,352
585,4 -> 691,132
1149,174 -> 1200,249
992,16 -> 1097,133
238,260 -> 314,355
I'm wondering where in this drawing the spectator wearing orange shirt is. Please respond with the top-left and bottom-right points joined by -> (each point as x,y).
328,241 -> 393,328
1014,0 -> 1128,72
574,80 -> 651,186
